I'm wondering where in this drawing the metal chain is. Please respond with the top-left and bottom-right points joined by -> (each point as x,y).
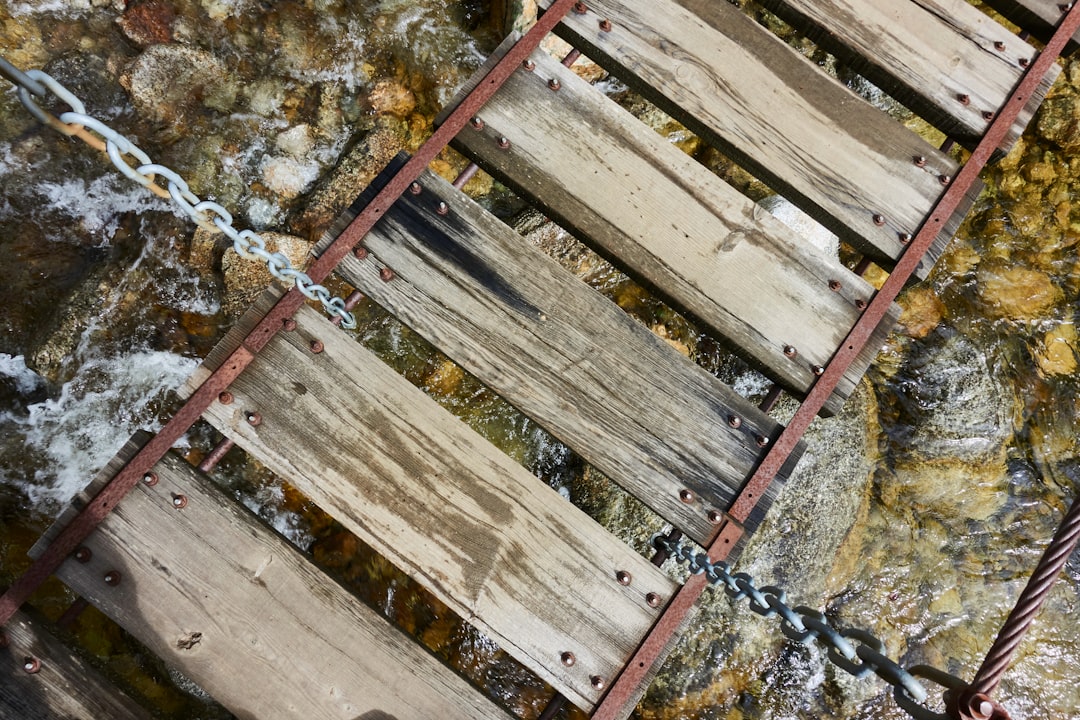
2,61 -> 357,329
652,533 -> 967,720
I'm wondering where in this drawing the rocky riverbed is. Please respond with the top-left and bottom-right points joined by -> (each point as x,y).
1,1 -> 1078,719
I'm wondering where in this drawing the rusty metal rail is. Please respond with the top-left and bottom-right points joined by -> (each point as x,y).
0,0 -> 582,629
3,3 -> 1078,719
589,4 -> 1080,718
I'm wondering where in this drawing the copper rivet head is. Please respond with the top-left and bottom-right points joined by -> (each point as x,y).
899,232 -> 912,244
354,247 -> 369,260
497,137 -> 511,150
380,267 -> 395,282
1019,57 -> 1030,67
755,434 -> 769,447
872,213 -> 886,226
23,657 -> 40,674
548,78 -> 561,91
707,509 -> 723,524
616,570 -> 632,586
104,570 -> 121,586
599,18 -> 612,31
409,182 -> 422,195
957,93 -> 970,105
679,488 -> 695,503
218,391 -> 234,405
172,494 -> 188,509
939,174 -> 952,185
142,472 -> 158,486
855,299 -> 867,310
470,117 -> 484,130
646,592 -> 662,608
310,340 -> 324,354
74,546 -> 92,563
282,318 -> 298,331
437,201 -> 449,216
914,155 -> 927,167
828,279 -> 841,292
812,365 -> 825,376
983,111 -> 994,121
727,414 -> 742,428
574,1 -> 587,13
994,41 -> 1006,51
591,675 -> 605,690
561,651 -> 576,667
783,345 -> 797,358
246,411 -> 262,426
522,59 -> 535,71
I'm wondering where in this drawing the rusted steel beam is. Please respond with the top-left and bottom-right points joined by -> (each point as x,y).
727,0 -> 1080,529
0,0 -> 581,628
590,6 -> 1080,717
197,437 -> 236,473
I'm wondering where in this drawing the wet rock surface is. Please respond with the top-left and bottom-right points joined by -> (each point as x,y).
1,2 -> 1079,720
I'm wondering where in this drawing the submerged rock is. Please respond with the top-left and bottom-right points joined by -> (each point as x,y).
122,43 -> 236,128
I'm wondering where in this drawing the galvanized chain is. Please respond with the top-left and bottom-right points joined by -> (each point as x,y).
2,61 -> 357,329
652,533 -> 968,720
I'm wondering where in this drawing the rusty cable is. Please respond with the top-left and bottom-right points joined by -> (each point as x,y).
591,5 -> 1080,717
969,491 -> 1080,697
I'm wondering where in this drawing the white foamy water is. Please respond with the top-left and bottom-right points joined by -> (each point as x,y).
0,350 -> 197,511
37,173 -> 170,243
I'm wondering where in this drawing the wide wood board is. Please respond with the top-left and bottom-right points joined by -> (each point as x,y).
183,296 -> 678,710
538,0 -> 982,276
34,439 -> 512,720
1,609 -> 152,720
442,39 -> 897,416
757,0 -> 1056,147
316,163 -> 802,542
979,0 -> 1080,47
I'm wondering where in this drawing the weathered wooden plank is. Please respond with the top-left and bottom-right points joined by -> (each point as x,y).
441,38 -> 897,417
33,438 -> 513,720
313,161 -> 802,542
538,0 -> 983,276
1,609 -> 152,720
979,0 -> 1080,48
183,296 -> 679,711
756,0 -> 1057,148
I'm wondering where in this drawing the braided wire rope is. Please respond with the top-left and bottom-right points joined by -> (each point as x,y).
971,492 -> 1080,696
4,63 -> 357,329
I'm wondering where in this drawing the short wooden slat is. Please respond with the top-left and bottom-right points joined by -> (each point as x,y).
317,162 -> 802,543
538,0 -> 982,276
979,0 -> 1080,48
1,610 -> 152,720
183,296 -> 678,710
756,0 -> 1057,148
33,439 -> 513,720
442,39 -> 897,416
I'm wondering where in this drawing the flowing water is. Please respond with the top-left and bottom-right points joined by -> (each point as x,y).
0,1 -> 1078,718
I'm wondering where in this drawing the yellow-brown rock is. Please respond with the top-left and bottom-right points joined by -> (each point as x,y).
369,79 -> 417,118
976,263 -> 1062,321
898,286 -> 945,339
1036,322 -> 1078,377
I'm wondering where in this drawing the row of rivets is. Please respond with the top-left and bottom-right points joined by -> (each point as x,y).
567,3 -> 613,31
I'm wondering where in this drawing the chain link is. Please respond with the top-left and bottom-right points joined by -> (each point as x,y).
3,63 -> 356,329
653,534 -> 963,720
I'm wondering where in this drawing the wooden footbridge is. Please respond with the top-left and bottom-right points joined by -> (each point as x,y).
3,0 -> 1078,718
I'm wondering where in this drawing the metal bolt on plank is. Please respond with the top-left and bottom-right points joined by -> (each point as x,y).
0,0 -> 583,629
589,6 -> 1080,717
